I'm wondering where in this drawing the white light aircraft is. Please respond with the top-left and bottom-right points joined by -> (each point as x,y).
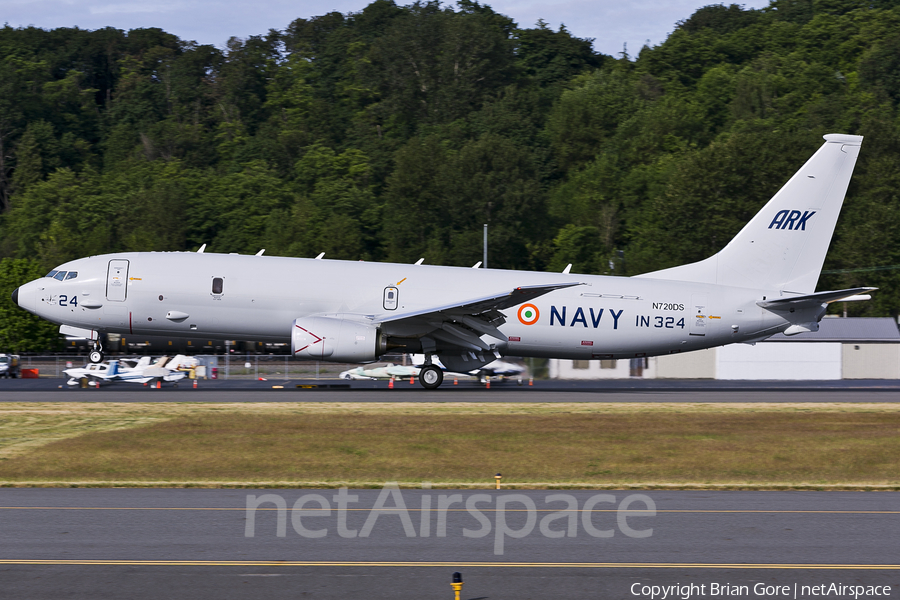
340,357 -> 524,383
340,363 -> 420,381
409,353 -> 525,382
13,134 -> 874,388
63,356 -> 151,385
63,355 -> 189,386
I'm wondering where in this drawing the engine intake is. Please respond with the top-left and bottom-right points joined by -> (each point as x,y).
291,316 -> 385,362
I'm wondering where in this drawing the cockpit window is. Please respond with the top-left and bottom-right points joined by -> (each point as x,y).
46,270 -> 58,278
53,271 -> 67,281
65,271 -> 77,280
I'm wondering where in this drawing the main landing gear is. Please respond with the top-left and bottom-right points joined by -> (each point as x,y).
89,341 -> 104,364
418,364 -> 443,390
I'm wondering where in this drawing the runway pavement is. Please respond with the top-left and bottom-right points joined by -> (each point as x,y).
2,377 -> 900,402
1,489 -> 897,599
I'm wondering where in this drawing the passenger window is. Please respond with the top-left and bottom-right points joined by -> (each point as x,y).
212,277 -> 224,295
65,271 -> 77,280
54,271 -> 66,281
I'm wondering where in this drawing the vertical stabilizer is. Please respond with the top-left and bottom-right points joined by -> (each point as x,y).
638,134 -> 863,293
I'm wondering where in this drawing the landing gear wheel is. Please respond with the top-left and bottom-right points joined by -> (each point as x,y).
419,365 -> 443,390
89,339 -> 104,364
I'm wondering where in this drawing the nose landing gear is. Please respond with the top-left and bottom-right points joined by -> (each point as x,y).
89,341 -> 104,364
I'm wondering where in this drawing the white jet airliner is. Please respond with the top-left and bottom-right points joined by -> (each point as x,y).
12,134 -> 873,388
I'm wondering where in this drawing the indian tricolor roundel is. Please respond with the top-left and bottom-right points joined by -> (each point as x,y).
517,303 -> 540,325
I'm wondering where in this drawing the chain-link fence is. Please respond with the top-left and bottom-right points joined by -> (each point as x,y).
202,355 -> 374,380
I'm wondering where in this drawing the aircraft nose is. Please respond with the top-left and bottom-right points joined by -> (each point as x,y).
12,281 -> 37,315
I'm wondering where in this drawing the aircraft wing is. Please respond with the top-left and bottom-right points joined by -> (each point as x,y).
64,367 -> 116,380
141,367 -> 169,378
376,282 -> 582,324
372,282 -> 582,360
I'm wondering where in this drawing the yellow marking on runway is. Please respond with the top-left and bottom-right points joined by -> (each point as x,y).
0,560 -> 897,569
1,507 -> 897,514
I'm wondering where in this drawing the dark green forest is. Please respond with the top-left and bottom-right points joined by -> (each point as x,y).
3,0 -> 900,350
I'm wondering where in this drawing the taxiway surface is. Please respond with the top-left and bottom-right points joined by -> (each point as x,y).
1,489 -> 897,599
2,378 -> 900,402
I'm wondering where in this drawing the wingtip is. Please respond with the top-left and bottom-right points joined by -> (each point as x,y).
823,133 -> 864,145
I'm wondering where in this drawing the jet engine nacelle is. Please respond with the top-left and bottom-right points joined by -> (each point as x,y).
291,316 -> 385,362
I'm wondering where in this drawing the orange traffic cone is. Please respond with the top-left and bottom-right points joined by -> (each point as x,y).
529,377 -> 534,386
389,377 -> 394,389
453,377 -> 458,386
485,377 -> 491,389
156,380 -> 161,389
193,379 -> 198,389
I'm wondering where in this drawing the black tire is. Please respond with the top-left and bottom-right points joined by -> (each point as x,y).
89,351 -> 103,363
419,365 -> 443,389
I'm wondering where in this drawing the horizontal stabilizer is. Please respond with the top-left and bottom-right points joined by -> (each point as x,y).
757,287 -> 877,311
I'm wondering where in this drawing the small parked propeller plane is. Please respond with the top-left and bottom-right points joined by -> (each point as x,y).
62,355 -> 190,387
13,134 -> 873,388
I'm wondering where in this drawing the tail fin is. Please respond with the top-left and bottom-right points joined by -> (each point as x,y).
638,134 -> 863,293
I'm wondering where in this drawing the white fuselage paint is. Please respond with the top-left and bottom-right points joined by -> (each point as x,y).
16,251 -> 789,361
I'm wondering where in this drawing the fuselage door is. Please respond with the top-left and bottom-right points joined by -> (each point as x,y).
107,260 -> 129,302
383,287 -> 399,310
689,293 -> 708,336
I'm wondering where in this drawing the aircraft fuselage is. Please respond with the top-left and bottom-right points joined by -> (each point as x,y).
15,252 -> 789,361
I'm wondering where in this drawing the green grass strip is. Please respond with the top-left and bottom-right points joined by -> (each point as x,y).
0,402 -> 897,488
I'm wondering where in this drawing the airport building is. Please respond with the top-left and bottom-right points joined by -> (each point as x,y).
549,317 -> 900,380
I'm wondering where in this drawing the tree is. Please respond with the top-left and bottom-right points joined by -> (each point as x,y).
0,258 -> 61,352
364,1 -> 517,134
382,133 -> 545,268
11,120 -> 61,195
